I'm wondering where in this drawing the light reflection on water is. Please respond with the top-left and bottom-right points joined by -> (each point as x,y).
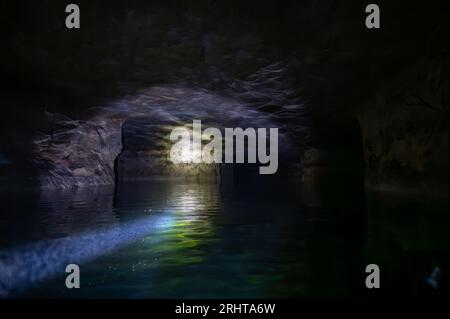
0,180 -> 448,298
0,181 -> 223,297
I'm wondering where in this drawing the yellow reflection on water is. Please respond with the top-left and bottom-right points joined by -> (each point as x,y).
149,182 -> 220,266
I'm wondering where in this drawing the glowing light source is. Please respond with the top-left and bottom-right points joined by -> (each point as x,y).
170,139 -> 197,163
169,126 -> 203,164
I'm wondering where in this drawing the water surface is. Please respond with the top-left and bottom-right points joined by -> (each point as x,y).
0,180 -> 447,298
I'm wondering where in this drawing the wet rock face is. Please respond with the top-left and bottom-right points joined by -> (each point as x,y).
114,85 -> 298,182
32,112 -> 124,189
1,1 -> 447,193
357,59 -> 449,194
116,116 -> 219,182
31,85 -> 297,188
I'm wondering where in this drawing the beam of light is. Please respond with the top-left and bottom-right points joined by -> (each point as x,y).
0,213 -> 175,298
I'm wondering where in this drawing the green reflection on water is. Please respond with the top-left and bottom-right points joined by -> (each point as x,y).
146,183 -> 219,267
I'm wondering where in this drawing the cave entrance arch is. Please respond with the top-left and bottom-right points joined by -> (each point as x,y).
112,115 -> 292,192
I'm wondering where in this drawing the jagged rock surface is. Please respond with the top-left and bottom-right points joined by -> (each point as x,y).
32,80 -> 300,188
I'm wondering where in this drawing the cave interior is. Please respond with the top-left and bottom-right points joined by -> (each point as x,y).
0,0 -> 448,298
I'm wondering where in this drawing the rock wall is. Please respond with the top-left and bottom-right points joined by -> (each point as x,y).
1,1 -> 447,192
29,85 -> 296,188
116,116 -> 219,182
357,58 -> 448,195
32,110 -> 124,189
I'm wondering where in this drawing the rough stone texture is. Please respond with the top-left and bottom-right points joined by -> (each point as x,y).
32,111 -> 124,189
357,59 -> 448,195
116,116 -> 218,182
30,85 -> 297,188
1,1 -> 447,193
